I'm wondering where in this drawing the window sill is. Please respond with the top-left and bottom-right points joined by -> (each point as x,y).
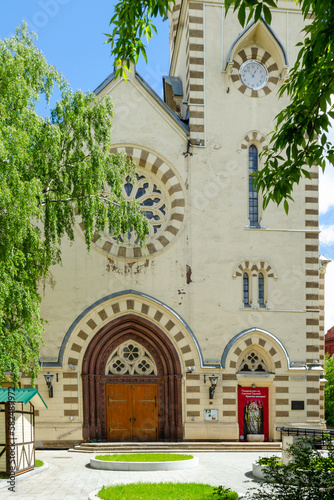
236,373 -> 275,380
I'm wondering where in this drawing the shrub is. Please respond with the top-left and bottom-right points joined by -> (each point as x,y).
212,485 -> 238,499
247,438 -> 334,500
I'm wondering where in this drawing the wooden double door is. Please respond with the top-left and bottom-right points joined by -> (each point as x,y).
106,383 -> 158,441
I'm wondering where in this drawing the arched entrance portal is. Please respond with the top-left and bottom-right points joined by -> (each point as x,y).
82,314 -> 183,442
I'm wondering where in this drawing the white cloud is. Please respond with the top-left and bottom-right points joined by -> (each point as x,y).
320,225 -> 334,246
325,261 -> 334,332
319,165 -> 334,214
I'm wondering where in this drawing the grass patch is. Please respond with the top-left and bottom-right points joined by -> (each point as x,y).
95,453 -> 193,462
35,460 -> 44,468
98,482 -> 238,500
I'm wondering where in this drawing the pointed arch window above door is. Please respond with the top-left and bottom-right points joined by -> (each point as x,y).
106,341 -> 157,376
238,351 -> 268,373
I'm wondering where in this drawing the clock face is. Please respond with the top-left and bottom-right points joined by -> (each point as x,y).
239,60 -> 269,90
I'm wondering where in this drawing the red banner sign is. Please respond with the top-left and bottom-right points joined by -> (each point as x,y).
238,386 -> 269,441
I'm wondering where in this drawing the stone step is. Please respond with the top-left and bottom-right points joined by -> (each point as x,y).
69,441 -> 282,453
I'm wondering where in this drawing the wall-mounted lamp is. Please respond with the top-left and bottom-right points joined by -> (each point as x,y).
209,374 -> 218,399
44,372 -> 54,398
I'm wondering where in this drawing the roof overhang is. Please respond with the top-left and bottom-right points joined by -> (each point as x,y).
0,388 -> 48,409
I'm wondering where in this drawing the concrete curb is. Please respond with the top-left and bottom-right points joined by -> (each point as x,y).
0,462 -> 49,490
90,456 -> 199,471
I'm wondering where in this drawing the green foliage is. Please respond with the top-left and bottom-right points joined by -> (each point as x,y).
325,353 -> 334,428
98,482 -> 224,500
106,0 -> 174,79
254,0 -> 334,211
108,0 -> 334,211
35,460 -> 44,468
258,456 -> 282,466
212,485 -> 238,500
224,0 -> 277,28
95,453 -> 193,462
0,25 -> 148,386
248,438 -> 334,500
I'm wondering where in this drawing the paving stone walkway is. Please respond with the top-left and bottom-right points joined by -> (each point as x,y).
0,449 -> 278,499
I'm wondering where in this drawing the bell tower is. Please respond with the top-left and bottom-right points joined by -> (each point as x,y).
166,1 -> 300,147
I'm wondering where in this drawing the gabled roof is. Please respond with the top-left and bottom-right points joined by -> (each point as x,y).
94,70 -> 189,136
226,17 -> 289,67
0,388 -> 48,409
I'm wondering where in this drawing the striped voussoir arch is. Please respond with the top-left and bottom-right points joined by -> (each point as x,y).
87,146 -> 186,260
240,130 -> 269,150
65,293 -> 198,372
231,46 -> 279,98
232,259 -> 277,279
228,332 -> 285,372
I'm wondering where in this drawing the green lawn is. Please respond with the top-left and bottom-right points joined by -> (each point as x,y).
95,453 -> 193,462
98,482 -> 238,500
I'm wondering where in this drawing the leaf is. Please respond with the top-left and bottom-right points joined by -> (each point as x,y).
238,3 -> 246,26
254,2 -> 262,22
262,5 -> 272,24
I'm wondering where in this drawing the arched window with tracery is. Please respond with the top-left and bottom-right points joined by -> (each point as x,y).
249,145 -> 259,227
238,351 -> 268,373
105,341 -> 157,376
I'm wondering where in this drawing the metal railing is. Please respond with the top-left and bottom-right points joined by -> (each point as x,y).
276,426 -> 334,447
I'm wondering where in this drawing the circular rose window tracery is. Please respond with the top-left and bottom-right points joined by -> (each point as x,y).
79,147 -> 186,260
116,173 -> 169,245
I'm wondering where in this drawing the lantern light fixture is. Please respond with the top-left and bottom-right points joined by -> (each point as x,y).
44,372 -> 54,398
209,374 -> 218,399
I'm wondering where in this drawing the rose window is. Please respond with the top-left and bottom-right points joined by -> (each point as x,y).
106,341 -> 157,376
80,148 -> 186,260
111,172 -> 168,247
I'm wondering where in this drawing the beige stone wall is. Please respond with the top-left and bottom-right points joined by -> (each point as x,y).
34,1 -> 323,444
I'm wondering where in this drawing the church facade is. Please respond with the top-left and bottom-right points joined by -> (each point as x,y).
31,0 -> 327,446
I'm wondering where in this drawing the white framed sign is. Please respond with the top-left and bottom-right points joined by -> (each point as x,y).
204,409 -> 219,421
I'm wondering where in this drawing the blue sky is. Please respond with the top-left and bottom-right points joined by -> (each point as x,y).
1,0 -> 333,329
0,0 -> 170,98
